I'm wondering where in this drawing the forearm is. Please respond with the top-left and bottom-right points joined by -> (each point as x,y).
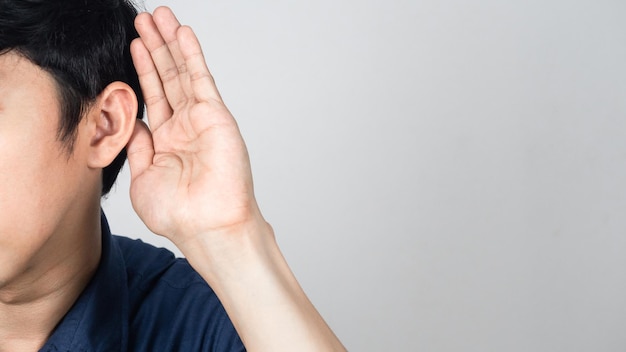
177,219 -> 346,352
128,7 -> 344,350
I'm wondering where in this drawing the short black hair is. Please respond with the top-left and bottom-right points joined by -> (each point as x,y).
0,0 -> 145,195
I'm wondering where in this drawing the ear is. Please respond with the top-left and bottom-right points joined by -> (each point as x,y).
86,82 -> 138,168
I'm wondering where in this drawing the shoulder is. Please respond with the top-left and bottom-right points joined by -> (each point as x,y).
112,235 -> 245,351
113,235 -> 200,287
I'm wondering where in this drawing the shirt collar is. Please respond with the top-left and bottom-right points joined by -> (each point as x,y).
41,211 -> 129,351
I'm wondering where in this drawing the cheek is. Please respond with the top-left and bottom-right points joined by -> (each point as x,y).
0,159 -> 51,273
0,99 -> 93,243
0,141 -> 51,226
0,129 -> 72,233
0,142 -> 85,284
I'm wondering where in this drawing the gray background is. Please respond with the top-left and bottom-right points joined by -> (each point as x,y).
101,0 -> 626,350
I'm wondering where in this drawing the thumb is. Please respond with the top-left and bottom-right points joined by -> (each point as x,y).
126,119 -> 155,182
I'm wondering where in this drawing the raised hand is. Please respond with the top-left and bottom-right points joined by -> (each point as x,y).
128,7 -> 263,245
127,7 -> 345,351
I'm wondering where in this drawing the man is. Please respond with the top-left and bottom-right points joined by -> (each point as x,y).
0,1 -> 345,350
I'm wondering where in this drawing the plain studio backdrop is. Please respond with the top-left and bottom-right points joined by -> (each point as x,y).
101,0 -> 626,351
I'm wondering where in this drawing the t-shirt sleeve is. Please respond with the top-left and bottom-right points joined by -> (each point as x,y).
120,237 -> 246,351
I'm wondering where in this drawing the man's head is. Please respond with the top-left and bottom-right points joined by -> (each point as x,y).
0,0 -> 144,291
0,0 -> 145,195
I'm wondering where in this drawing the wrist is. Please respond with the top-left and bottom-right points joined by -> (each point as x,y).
171,214 -> 347,351
175,216 -> 279,279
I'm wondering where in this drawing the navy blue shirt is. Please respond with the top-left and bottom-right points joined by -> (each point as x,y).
40,213 -> 245,351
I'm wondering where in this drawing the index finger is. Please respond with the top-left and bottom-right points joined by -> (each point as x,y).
135,12 -> 187,110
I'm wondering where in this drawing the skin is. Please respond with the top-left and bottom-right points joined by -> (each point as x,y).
128,8 -> 346,351
0,6 -> 345,351
0,54 -> 136,350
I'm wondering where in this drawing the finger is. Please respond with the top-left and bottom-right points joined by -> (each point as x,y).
152,7 -> 193,98
134,12 -> 187,110
126,119 -> 155,182
178,26 -> 223,103
130,38 -> 172,130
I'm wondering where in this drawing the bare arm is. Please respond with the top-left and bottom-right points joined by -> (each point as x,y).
126,6 -> 345,351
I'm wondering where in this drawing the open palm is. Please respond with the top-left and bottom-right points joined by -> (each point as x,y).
127,7 -> 258,244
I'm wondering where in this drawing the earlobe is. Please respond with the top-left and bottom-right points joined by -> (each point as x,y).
87,82 -> 138,168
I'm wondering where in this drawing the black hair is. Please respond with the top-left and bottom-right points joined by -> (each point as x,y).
0,0 -> 145,195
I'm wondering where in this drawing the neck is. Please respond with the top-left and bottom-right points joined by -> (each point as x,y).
0,203 -> 102,351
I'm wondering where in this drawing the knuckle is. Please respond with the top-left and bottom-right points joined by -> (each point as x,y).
190,71 -> 212,82
160,66 -> 179,82
145,94 -> 167,106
